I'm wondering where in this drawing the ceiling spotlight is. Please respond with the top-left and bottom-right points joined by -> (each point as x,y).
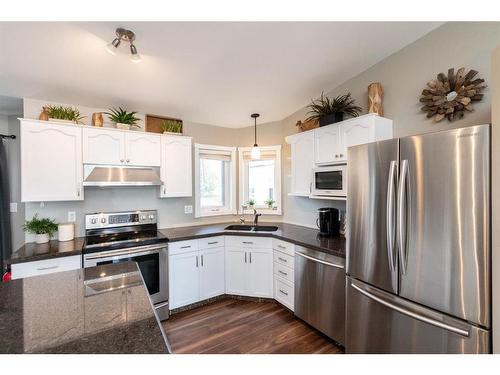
105,28 -> 141,63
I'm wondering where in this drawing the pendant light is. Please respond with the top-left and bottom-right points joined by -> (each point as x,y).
251,113 -> 261,160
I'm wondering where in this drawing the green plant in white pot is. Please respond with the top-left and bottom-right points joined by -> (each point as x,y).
105,107 -> 141,130
264,198 -> 275,209
247,199 -> 256,209
23,214 -> 58,244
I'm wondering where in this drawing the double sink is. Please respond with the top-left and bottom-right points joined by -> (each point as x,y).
224,224 -> 278,232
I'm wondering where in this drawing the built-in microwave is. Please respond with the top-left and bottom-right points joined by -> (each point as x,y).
311,165 -> 347,197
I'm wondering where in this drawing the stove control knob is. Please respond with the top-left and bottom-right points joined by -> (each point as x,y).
91,218 -> 97,224
101,217 -> 106,224
149,214 -> 155,220
141,215 -> 146,220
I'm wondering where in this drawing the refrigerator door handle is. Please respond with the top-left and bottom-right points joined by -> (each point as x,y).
350,282 -> 470,337
386,160 -> 398,271
397,159 -> 409,275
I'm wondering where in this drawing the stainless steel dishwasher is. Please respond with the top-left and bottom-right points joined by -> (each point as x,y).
294,246 -> 345,346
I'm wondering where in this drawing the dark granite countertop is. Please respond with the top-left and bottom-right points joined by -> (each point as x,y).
160,222 -> 345,258
7,237 -> 85,264
0,262 -> 170,354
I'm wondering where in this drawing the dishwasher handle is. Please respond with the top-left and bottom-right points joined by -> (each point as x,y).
295,250 -> 344,269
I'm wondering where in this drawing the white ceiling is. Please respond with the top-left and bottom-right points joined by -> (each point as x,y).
0,22 -> 442,128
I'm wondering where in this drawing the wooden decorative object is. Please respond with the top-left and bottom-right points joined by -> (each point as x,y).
39,107 -> 49,121
419,67 -> 486,122
92,112 -> 104,127
146,114 -> 183,134
368,82 -> 383,116
296,118 -> 318,132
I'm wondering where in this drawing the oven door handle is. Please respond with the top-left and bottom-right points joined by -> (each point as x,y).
84,245 -> 165,261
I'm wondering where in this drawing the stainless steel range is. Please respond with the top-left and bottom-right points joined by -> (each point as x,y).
82,210 -> 169,321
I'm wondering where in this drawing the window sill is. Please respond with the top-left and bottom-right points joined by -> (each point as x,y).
195,209 -> 237,218
241,208 -> 282,216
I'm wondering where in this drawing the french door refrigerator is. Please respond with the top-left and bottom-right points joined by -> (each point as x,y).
346,124 -> 491,354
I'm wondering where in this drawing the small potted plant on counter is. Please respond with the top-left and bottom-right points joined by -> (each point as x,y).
105,107 -> 141,130
247,199 -> 256,209
43,105 -> 85,124
22,214 -> 58,244
306,92 -> 362,126
264,198 -> 275,209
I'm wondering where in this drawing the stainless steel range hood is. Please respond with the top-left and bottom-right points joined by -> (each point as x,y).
83,165 -> 163,187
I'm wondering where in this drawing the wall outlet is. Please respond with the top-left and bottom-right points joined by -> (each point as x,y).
10,202 -> 17,213
68,211 -> 76,222
184,205 -> 193,214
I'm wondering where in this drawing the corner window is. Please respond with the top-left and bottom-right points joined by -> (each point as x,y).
238,145 -> 282,215
195,144 -> 237,217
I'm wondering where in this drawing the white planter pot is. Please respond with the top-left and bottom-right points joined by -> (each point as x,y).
49,118 -> 76,125
35,233 -> 50,244
116,123 -> 131,130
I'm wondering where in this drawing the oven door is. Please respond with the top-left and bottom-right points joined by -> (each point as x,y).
312,165 -> 346,197
83,244 -> 168,305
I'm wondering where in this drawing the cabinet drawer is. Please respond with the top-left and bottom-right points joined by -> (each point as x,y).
274,262 -> 294,284
274,276 -> 294,311
225,236 -> 272,249
272,239 -> 295,256
198,236 -> 225,250
168,239 -> 199,255
273,250 -> 294,268
11,255 -> 81,280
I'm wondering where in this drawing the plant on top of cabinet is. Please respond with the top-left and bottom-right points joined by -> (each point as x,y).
306,92 -> 362,126
105,107 -> 141,130
23,214 -> 58,244
162,119 -> 183,135
42,105 -> 85,124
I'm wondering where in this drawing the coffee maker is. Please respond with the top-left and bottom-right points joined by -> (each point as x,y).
316,207 -> 340,236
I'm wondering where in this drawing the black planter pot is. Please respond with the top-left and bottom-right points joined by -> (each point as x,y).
319,112 -> 344,127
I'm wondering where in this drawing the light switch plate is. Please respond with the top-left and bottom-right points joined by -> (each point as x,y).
184,205 -> 193,214
68,211 -> 76,222
10,202 -> 17,213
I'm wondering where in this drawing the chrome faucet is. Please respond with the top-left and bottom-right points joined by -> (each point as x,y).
253,209 -> 262,226
239,205 -> 246,224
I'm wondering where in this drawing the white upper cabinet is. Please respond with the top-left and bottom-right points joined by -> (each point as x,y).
160,135 -> 192,197
286,131 -> 315,196
21,120 -> 83,202
83,128 -> 125,165
314,124 -> 343,165
125,132 -> 161,166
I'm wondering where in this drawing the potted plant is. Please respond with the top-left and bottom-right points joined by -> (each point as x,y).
162,119 -> 183,135
23,214 -> 58,244
44,105 -> 85,124
247,199 -> 256,209
264,198 -> 275,209
306,92 -> 362,126
105,107 -> 141,130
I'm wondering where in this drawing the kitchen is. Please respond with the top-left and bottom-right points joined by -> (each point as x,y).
1,12 -> 500,373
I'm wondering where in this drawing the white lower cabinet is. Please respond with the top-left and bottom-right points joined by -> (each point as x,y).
11,255 -> 82,280
248,249 -> 274,297
225,248 -> 248,295
199,247 -> 225,300
273,240 -> 296,311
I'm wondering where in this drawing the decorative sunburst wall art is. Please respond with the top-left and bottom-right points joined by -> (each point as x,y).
419,67 -> 486,122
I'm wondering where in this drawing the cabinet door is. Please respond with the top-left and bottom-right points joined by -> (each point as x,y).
289,132 -> 314,195
199,247 -> 225,300
248,249 -> 273,298
21,121 -> 83,202
125,132 -> 161,166
169,252 -> 200,309
82,128 -> 125,165
225,247 -> 248,296
340,118 -> 373,162
160,135 -> 192,197
314,125 -> 343,165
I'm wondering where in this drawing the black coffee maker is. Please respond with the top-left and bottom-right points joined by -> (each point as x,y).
316,207 -> 340,236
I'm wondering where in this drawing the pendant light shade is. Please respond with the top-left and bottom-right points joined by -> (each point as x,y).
251,113 -> 260,160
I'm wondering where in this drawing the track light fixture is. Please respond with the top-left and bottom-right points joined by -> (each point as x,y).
105,28 -> 141,63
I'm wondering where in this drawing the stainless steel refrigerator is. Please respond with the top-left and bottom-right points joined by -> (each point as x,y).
346,124 -> 491,354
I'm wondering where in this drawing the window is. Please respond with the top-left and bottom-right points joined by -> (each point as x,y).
238,145 -> 282,215
195,143 -> 237,217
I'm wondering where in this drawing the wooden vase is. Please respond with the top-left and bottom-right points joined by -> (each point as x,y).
92,112 -> 104,127
39,107 -> 50,121
368,82 -> 384,116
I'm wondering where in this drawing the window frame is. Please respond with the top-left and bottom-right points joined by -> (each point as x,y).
238,145 -> 282,216
194,143 -> 237,218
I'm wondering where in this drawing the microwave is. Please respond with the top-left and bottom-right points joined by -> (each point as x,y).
311,165 -> 347,197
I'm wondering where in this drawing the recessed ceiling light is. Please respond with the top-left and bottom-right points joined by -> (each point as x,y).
105,28 -> 141,63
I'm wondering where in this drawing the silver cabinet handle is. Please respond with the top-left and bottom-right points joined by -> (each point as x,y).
196,255 -> 198,267
295,251 -> 344,269
249,252 -> 252,264
208,241 -> 218,245
36,265 -> 59,271
278,270 -> 288,276
126,159 -> 130,163
201,255 -> 204,267
397,160 -> 409,275
351,282 -> 469,337
77,188 -> 80,197
180,245 -> 191,249
242,241 -> 253,244
277,257 -> 288,263
279,289 -> 289,296
386,160 -> 398,271
244,252 -> 247,263
277,245 -> 286,249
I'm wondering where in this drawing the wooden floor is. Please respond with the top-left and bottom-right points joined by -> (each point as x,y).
162,298 -> 343,354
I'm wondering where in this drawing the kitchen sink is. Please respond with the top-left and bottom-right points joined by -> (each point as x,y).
224,224 -> 278,232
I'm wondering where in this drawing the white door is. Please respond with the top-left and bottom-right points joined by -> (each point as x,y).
124,132 -> 161,166
248,249 -> 273,297
225,247 -> 248,295
169,252 -> 200,309
82,128 -> 125,165
340,118 -> 373,162
160,135 -> 192,197
199,247 -> 225,300
314,124 -> 344,165
21,120 -> 83,202
290,132 -> 314,195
